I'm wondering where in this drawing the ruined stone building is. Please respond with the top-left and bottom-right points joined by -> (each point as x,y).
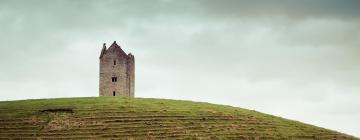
99,41 -> 135,97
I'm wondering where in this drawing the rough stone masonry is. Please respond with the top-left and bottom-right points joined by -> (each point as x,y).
99,41 -> 135,97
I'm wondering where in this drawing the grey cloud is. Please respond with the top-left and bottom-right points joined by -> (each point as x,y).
194,0 -> 360,20
0,0 -> 360,137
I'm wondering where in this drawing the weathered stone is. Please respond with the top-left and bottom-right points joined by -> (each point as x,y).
99,41 -> 135,97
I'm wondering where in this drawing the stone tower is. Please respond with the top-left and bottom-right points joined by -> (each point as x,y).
99,41 -> 135,97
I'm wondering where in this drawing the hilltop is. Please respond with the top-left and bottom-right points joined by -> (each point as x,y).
0,97 -> 357,139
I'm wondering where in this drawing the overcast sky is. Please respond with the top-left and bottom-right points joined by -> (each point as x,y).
0,0 -> 359,137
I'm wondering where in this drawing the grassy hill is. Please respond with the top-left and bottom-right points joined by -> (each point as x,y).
0,97 -> 357,140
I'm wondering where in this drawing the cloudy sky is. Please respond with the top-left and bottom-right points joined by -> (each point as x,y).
0,0 -> 360,137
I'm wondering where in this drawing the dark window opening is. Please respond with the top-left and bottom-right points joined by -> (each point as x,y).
113,91 -> 116,96
112,77 -> 117,82
114,60 -> 116,65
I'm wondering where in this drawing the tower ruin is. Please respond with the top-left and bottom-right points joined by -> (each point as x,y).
99,41 -> 135,97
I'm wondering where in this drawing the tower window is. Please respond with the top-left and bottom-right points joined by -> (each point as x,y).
113,91 -> 116,96
114,60 -> 116,65
112,77 -> 117,82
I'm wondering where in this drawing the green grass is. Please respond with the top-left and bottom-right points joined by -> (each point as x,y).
0,97 -> 357,139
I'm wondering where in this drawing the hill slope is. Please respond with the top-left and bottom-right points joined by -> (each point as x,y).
0,97 -> 357,139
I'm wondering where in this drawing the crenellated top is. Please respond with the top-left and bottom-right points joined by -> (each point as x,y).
99,41 -> 134,59
99,43 -> 107,59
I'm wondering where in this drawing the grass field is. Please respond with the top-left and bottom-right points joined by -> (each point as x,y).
0,97 -> 357,139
